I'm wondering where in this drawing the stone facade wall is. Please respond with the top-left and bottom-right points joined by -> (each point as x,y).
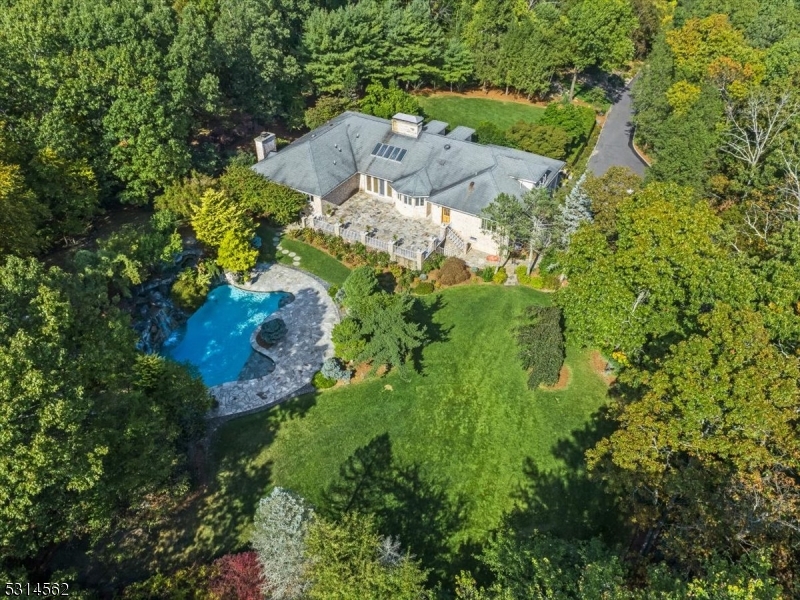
323,172 -> 360,206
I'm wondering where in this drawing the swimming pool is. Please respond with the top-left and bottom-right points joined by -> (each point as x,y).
163,285 -> 285,386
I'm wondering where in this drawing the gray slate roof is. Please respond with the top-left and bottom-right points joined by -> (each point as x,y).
252,111 -> 565,217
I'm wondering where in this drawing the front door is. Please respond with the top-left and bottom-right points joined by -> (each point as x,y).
441,207 -> 450,224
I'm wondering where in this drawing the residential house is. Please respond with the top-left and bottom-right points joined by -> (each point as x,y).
251,111 -> 565,265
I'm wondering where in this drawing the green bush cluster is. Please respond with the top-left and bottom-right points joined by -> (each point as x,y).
422,252 -> 446,273
413,281 -> 435,295
478,101 -> 596,163
514,305 -> 565,389
493,267 -> 508,285
328,284 -> 340,299
515,264 -> 560,289
438,257 -> 471,286
171,262 -> 217,311
292,228 -> 393,269
479,266 -> 495,282
312,371 -> 337,389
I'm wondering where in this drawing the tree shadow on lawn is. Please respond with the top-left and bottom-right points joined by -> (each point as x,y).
65,393 -> 318,593
320,433 -> 468,586
409,294 -> 451,375
507,405 -> 626,545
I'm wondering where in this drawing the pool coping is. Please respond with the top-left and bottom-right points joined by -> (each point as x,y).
207,263 -> 340,418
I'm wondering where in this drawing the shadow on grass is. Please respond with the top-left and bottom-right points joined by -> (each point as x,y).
507,405 -> 625,545
410,294 -> 451,375
64,393 -> 318,594
321,433 -> 467,586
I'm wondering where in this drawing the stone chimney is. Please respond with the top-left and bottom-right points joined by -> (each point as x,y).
254,132 -> 277,161
391,113 -> 424,138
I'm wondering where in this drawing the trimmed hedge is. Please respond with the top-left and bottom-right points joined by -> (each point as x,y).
413,281 -> 435,295
312,371 -> 337,389
493,267 -> 507,285
514,306 -> 565,389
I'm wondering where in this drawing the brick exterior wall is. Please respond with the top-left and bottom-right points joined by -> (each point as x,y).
323,173 -> 360,206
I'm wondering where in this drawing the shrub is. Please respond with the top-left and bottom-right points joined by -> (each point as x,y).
171,267 -> 211,311
539,102 -> 596,149
312,371 -> 336,389
321,357 -> 351,382
422,253 -> 445,273
438,257 -> 471,286
527,275 -> 544,289
360,82 -> 421,120
514,306 -> 564,388
327,284 -> 340,299
413,281 -> 434,295
542,273 -> 561,289
493,267 -> 508,285
479,266 -> 495,282
475,121 -> 510,146
342,266 -> 380,314
332,317 -> 366,362
122,564 -> 217,599
305,95 -> 356,129
515,265 -> 530,285
210,552 -> 264,600
506,122 -> 570,160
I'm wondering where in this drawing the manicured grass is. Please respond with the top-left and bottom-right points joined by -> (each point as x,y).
418,94 -> 545,132
257,225 -> 351,287
85,286 -> 614,589
198,286 -> 614,572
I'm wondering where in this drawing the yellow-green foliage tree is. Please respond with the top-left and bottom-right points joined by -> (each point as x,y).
191,189 -> 258,273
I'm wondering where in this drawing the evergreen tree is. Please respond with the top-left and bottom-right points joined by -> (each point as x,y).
559,172 -> 592,246
251,487 -> 315,600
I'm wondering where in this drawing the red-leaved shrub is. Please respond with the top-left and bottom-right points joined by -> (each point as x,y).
209,552 -> 265,600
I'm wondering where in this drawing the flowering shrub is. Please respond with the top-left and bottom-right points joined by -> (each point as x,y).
493,267 -> 508,285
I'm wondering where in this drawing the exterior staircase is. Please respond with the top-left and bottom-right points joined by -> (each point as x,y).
444,225 -> 468,254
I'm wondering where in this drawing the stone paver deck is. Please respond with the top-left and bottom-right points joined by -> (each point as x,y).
323,192 -> 443,253
209,263 -> 339,418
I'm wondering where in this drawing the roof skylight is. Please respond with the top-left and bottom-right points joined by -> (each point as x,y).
371,143 -> 406,162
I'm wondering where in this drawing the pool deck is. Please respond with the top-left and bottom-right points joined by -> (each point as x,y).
209,263 -> 339,418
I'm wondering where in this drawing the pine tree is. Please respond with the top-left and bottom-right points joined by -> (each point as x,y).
559,172 -> 592,247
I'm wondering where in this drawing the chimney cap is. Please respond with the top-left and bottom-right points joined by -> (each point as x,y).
393,113 -> 424,125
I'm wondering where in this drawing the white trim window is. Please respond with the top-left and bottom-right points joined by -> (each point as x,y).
400,194 -> 425,206
365,175 -> 393,197
481,218 -> 497,232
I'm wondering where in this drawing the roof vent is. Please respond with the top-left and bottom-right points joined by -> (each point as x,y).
444,144 -> 451,150
469,181 -> 475,191
333,160 -> 337,165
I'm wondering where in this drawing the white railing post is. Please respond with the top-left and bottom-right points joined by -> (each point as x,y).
416,250 -> 424,270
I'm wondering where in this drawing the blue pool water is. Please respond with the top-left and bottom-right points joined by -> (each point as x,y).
163,285 -> 284,386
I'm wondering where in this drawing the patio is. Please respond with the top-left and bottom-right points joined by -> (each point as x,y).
320,192 -> 443,254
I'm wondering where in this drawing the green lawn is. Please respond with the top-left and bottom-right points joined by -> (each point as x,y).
418,94 -> 546,131
257,225 -> 351,286
81,285 -> 614,589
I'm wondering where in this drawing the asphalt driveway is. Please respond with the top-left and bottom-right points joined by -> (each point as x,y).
587,78 -> 648,178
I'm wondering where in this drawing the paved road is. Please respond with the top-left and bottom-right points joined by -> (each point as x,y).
587,79 -> 648,178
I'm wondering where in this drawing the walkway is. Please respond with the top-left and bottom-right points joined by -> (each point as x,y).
209,263 -> 339,418
587,78 -> 648,178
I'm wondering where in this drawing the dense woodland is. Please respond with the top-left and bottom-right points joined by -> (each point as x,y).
2,0 -> 800,597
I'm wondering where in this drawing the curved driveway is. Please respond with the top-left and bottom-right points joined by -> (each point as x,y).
587,78 -> 648,178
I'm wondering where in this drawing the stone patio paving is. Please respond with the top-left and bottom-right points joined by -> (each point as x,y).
209,263 -> 339,418
322,192 -> 443,253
